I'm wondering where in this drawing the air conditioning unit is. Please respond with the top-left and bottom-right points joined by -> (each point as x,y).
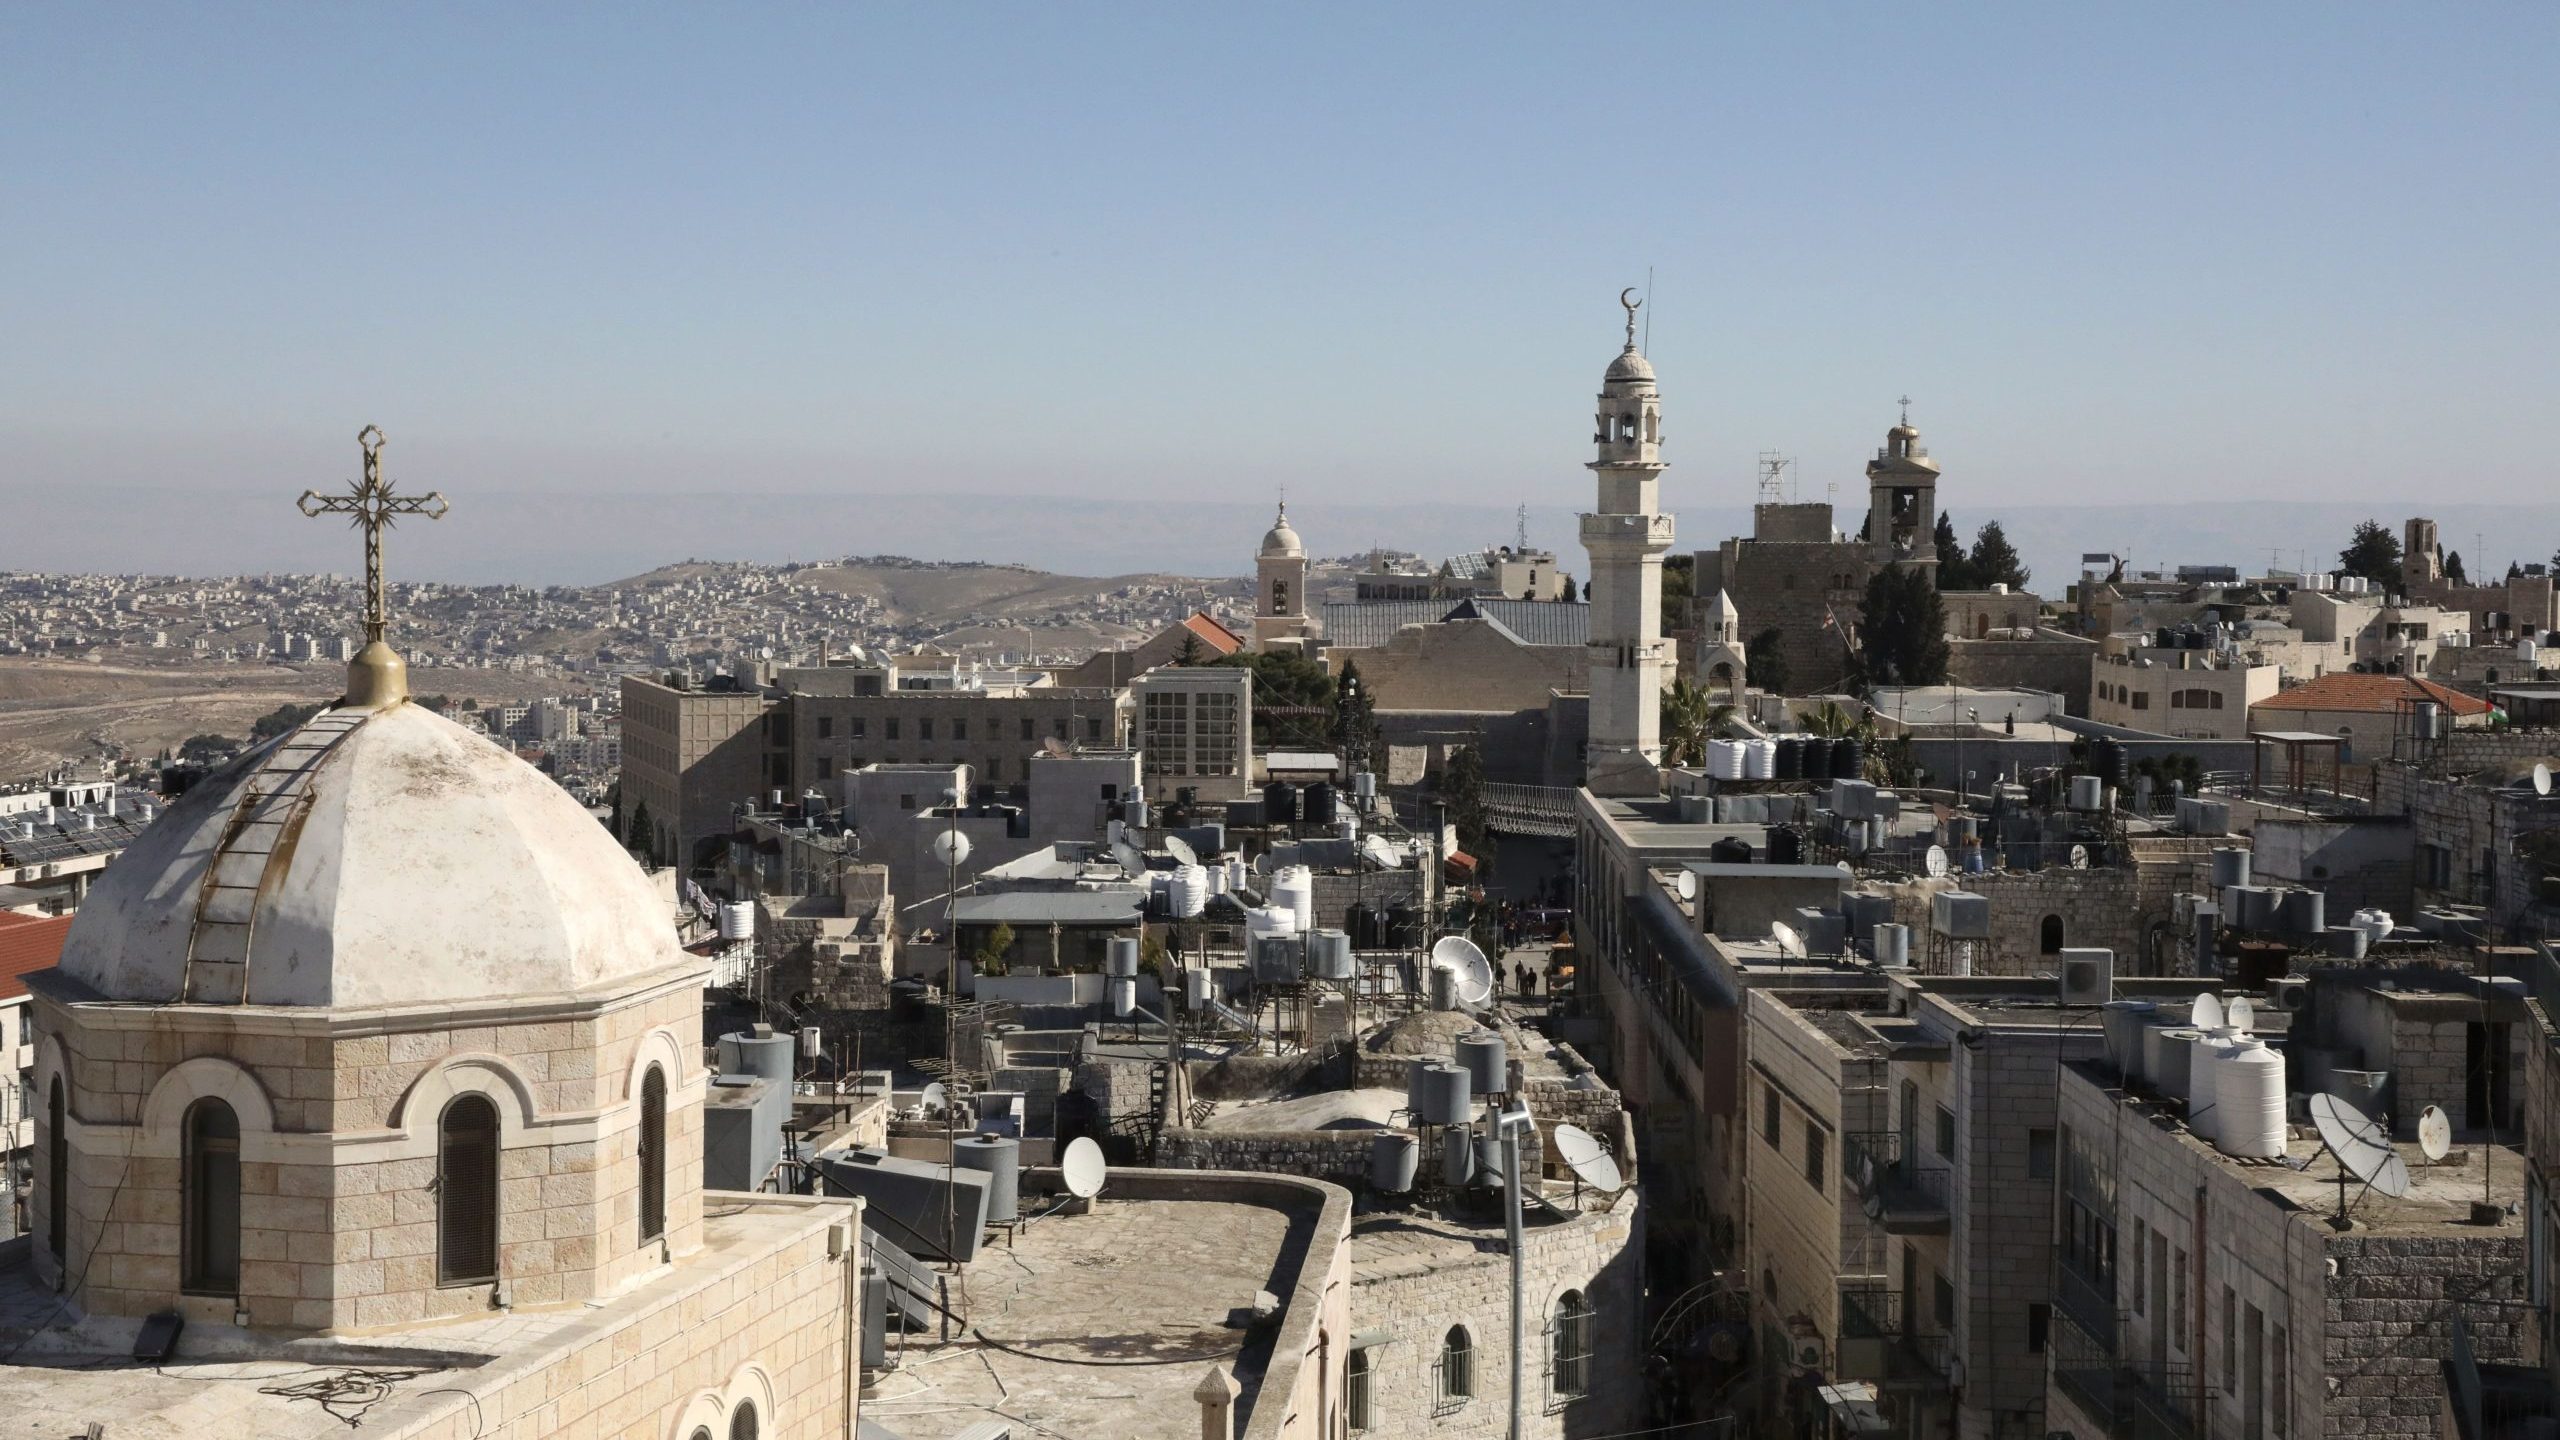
2267,977 -> 2311,1013
2058,948 -> 2115,1006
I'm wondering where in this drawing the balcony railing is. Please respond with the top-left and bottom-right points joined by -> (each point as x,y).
2051,1306 -> 2201,1440
2054,1261 -> 2119,1347
1844,1131 -> 1952,1234
1836,1288 -> 1955,1394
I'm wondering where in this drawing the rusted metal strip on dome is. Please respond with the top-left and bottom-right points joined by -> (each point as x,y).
177,709 -> 374,1004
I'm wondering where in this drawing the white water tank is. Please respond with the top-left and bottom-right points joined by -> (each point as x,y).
2211,1041 -> 2288,1159
1105,936 -> 1140,978
1109,978 -> 1137,1018
1272,866 -> 1316,932
1872,923 -> 1911,969
1707,739 -> 1747,781
2146,1026 -> 2201,1101
2187,1029 -> 2236,1141
1246,905 -> 1298,941
1185,967 -> 1216,1006
1170,864 -> 1209,919
1305,928 -> 1355,981
717,902 -> 755,941
1743,740 -> 1778,781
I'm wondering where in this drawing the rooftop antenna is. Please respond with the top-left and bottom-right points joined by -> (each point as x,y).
1643,265 -> 1653,352
1756,451 -> 1796,506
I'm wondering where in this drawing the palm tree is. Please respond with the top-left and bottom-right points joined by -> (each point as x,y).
1659,679 -> 1736,767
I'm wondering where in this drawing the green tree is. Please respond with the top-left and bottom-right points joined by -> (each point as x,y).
1658,678 -> 1733,767
974,922 -> 1017,977
1173,631 -> 1204,666
1211,650 -> 1336,749
1660,554 -> 1694,614
179,733 -> 234,764
2338,520 -> 2402,588
1855,566 -> 1951,688
1933,513 -> 1972,589
1441,740 -> 1494,866
2444,550 -> 2467,585
250,701 -> 323,741
1966,521 -> 2030,590
1330,659 -> 1381,772
626,799 -> 654,861
1746,627 -> 1790,695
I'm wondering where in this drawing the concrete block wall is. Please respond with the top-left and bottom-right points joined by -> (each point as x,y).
1157,1128 -> 1380,1189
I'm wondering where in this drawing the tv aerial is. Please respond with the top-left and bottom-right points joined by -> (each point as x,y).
1428,936 -> 1496,1009
2307,1091 -> 2410,1230
1770,921 -> 1805,960
1164,833 -> 1199,868
1924,845 -> 1950,879
2418,1104 -> 2453,1162
2191,992 -> 2225,1031
1552,1123 -> 1624,1200
1061,1136 -> 1109,1200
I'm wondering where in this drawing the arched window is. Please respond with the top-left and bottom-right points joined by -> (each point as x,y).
1438,1325 -> 1474,1403
691,1430 -> 714,1440
2210,692 -> 2226,709
1346,1346 -> 1374,1431
437,1094 -> 501,1286
639,1064 -> 668,1246
2040,914 -> 2066,955
729,1400 -> 759,1440
182,1098 -> 241,1295
1552,1290 -> 1594,1398
46,1078 -> 65,1259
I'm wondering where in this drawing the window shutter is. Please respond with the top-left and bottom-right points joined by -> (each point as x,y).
640,1066 -> 668,1244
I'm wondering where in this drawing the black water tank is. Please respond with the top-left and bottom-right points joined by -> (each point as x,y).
1303,783 -> 1337,825
1264,781 -> 1299,825
1832,738 -> 1863,780
1773,737 -> 1804,781
1767,827 -> 1803,865
1709,836 -> 1754,865
1801,738 -> 1833,781
2089,737 -> 2130,790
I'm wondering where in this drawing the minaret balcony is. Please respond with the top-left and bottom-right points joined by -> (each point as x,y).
1579,512 -> 1676,557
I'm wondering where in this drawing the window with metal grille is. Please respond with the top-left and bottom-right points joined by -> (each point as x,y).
729,1400 -> 759,1440
1551,1290 -> 1593,1399
1437,1326 -> 1473,1407
639,1065 -> 667,1245
1346,1348 -> 1373,1431
182,1098 -> 241,1295
46,1079 -> 64,1259
437,1094 -> 501,1285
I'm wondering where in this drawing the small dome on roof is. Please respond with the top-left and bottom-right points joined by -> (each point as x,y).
1260,504 -> 1304,559
60,702 -> 693,1008
1606,347 -> 1655,383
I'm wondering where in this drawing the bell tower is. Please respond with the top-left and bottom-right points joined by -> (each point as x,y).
1581,290 -> 1675,796
1254,502 -> 1311,652
1865,399 -> 1940,577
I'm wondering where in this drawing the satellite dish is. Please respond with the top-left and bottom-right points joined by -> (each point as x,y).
1111,836 -> 1148,879
1061,1136 -> 1108,1199
1360,833 -> 1404,870
1428,936 -> 1496,1007
1771,921 -> 1805,959
1553,1123 -> 1624,1193
1924,845 -> 1949,879
930,828 -> 972,868
2069,844 -> 2090,870
1676,870 -> 1698,901
2191,992 -> 2225,1030
919,1082 -> 946,1112
2310,1092 -> 2411,1201
2418,1105 -> 2453,1161
1165,833 -> 1199,867
2226,995 -> 2256,1034
2537,763 -> 2554,797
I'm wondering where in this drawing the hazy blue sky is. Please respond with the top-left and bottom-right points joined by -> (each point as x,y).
4,6 -> 2554,573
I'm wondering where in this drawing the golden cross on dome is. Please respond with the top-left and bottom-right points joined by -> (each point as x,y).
297,425 -> 448,647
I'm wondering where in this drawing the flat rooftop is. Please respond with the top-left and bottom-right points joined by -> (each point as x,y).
870,1183 -> 1330,1440
0,1194 -> 842,1440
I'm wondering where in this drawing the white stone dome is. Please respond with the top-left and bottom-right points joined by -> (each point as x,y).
1260,506 -> 1304,559
61,701 -> 690,1008
1605,347 -> 1655,384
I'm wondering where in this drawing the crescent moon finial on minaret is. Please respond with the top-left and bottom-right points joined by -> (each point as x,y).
1619,287 -> 1642,347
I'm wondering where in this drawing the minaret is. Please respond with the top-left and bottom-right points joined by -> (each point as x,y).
1581,290 -> 1675,796
1865,398 -> 1940,579
1253,502 -> 1311,652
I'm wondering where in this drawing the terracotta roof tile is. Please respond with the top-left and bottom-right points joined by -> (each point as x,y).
0,912 -> 71,1001
1181,612 -> 1245,655
2251,671 -> 2492,717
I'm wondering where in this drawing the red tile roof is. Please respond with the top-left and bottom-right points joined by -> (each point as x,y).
2251,671 -> 2492,717
1181,611 -> 1246,656
0,911 -> 71,1001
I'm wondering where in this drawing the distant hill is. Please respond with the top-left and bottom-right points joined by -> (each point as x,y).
602,556 -> 1243,638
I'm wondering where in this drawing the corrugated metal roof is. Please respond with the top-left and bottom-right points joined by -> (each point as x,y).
1321,598 -> 1588,650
